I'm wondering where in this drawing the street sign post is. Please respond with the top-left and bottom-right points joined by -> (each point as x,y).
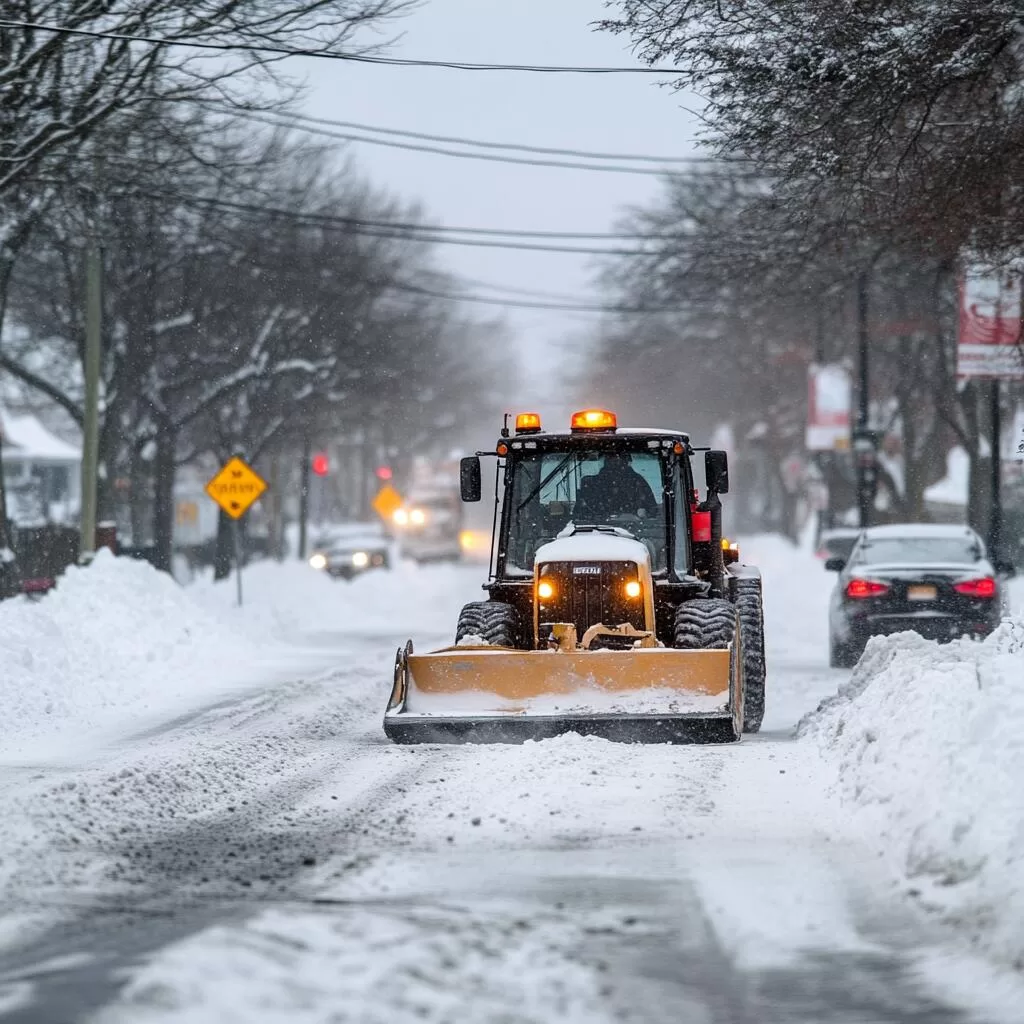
956,260 -> 1024,560
205,456 -> 268,606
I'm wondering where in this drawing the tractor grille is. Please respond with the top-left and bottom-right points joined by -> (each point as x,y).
536,560 -> 643,644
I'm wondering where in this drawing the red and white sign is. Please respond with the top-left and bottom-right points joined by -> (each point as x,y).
957,264 -> 1024,379
806,364 -> 852,451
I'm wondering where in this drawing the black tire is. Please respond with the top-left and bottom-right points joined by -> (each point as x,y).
733,576 -> 766,733
673,597 -> 736,650
673,598 -> 742,733
829,634 -> 860,668
455,601 -> 524,649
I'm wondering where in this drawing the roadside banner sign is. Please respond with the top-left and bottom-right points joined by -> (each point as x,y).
372,483 -> 404,522
957,263 -> 1024,380
205,456 -> 268,520
806,364 -> 852,451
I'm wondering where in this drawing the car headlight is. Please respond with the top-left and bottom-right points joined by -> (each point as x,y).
352,551 -> 369,568
393,508 -> 408,526
309,553 -> 327,570
410,508 -> 426,525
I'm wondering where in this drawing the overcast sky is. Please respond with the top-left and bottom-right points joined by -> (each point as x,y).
298,0 -> 703,417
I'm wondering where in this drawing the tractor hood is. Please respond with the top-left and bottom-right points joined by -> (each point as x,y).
535,531 -> 651,568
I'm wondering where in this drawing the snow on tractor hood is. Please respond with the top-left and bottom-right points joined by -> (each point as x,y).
535,531 -> 651,568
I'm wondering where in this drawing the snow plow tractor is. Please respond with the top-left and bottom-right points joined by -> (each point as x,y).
384,410 -> 765,744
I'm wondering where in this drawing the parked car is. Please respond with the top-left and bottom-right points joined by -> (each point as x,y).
815,526 -> 861,562
308,522 -> 391,581
826,523 -> 1010,667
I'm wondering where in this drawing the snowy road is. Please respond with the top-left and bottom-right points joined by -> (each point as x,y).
1,544 -> 1021,1023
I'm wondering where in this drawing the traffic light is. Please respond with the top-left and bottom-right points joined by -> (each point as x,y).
311,452 -> 329,476
375,465 -> 393,481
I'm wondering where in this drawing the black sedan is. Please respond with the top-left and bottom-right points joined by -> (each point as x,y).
827,523 -> 1009,667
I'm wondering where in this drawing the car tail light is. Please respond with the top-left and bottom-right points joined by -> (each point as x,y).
954,576 -> 996,598
846,578 -> 889,599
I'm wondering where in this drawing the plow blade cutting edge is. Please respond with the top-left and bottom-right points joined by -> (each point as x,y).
383,641 -> 743,744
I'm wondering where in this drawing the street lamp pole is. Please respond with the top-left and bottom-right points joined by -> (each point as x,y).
989,380 -> 1002,560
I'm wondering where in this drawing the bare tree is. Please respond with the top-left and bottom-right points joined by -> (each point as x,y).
0,0 -> 412,591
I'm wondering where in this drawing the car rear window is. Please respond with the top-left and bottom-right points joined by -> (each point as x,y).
854,537 -> 982,566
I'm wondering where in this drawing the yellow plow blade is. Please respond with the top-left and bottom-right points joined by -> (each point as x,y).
384,644 -> 743,744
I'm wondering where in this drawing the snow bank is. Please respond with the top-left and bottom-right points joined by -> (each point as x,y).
801,621 -> 1024,970
192,558 -> 480,643
0,551 -> 286,758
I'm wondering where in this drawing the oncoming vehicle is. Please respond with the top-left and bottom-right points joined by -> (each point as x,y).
826,523 -> 1008,667
309,522 -> 390,581
384,409 -> 766,744
393,488 -> 463,563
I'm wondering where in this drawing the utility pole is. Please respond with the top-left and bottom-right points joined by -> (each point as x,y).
298,434 -> 311,559
989,380 -> 1002,561
79,238 -> 102,561
853,269 -> 877,529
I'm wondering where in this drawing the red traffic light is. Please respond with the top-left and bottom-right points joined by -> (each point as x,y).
311,452 -> 329,476
375,465 -> 393,481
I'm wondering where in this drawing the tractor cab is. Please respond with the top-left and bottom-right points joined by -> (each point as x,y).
459,409 -> 734,649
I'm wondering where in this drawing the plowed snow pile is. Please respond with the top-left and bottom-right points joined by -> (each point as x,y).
801,620 -> 1024,970
0,551 -> 281,757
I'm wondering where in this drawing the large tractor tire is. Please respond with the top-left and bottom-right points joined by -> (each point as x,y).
673,598 -> 743,734
455,601 -> 524,649
733,576 -> 766,734
673,598 -> 736,650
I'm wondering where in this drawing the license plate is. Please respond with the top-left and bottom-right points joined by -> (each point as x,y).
907,584 -> 937,601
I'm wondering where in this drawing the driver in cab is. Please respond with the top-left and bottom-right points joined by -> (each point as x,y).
574,453 -> 658,521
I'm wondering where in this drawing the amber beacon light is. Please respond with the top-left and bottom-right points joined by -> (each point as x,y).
515,412 -> 542,433
570,409 -> 617,432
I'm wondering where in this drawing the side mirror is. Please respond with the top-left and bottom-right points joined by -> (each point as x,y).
825,556 -> 846,572
460,456 -> 482,503
705,450 -> 729,494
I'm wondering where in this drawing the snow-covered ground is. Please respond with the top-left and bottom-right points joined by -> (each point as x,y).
1,537 -> 1022,1022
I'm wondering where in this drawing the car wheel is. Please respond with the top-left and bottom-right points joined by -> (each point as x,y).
829,634 -> 859,668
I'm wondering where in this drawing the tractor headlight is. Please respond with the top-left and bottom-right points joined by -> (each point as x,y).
352,551 -> 369,568
624,580 -> 642,599
309,553 -> 327,570
537,579 -> 555,601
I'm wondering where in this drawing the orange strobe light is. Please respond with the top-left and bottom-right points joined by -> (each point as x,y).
515,412 -> 542,433
570,409 -> 617,432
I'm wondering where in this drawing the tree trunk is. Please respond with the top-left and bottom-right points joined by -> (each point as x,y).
0,432 -> 22,600
151,425 -> 176,573
214,508 -> 233,580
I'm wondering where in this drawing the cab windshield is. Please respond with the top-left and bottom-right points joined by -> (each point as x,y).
504,450 -> 667,575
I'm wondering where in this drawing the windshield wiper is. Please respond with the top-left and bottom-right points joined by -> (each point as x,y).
516,453 -> 575,513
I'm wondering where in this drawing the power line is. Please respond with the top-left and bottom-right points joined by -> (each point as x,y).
244,112 -> 682,176
0,20 -> 680,74
130,188 -> 668,254
281,111 -> 724,165
389,279 -> 685,314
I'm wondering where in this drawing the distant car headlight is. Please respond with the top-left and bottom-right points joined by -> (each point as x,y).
352,551 -> 369,568
393,508 -> 409,526
309,553 -> 327,570
410,508 -> 427,525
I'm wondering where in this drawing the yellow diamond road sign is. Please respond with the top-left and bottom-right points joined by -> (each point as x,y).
205,457 -> 268,520
372,483 -> 404,522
